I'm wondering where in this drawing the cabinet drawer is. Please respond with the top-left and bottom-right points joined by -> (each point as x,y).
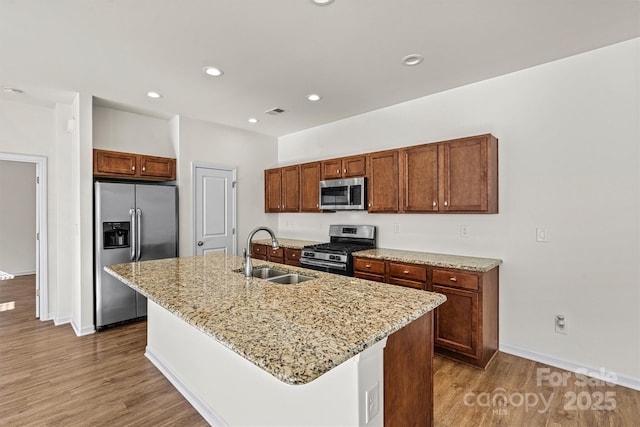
268,247 -> 284,259
388,277 -> 425,290
432,269 -> 479,291
354,271 -> 385,283
389,262 -> 427,282
353,257 -> 385,275
285,248 -> 301,261
251,244 -> 267,256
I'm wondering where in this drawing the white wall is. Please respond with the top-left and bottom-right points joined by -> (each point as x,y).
93,106 -> 174,157
278,39 -> 640,383
0,160 -> 36,275
0,99 -> 61,321
175,116 -> 278,257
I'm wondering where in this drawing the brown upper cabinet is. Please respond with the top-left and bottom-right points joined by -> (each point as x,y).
93,149 -> 176,181
399,144 -> 439,212
264,165 -> 300,213
299,162 -> 321,212
264,133 -> 498,214
439,135 -> 498,213
367,150 -> 399,213
321,155 -> 366,180
399,134 -> 498,214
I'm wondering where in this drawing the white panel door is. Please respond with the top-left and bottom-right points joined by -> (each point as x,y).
194,165 -> 236,256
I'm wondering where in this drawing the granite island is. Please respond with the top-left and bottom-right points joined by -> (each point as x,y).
105,253 -> 446,426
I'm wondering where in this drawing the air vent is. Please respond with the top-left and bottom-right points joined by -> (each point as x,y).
264,107 -> 286,116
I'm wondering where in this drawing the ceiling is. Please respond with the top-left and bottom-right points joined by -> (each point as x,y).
1,0 -> 638,137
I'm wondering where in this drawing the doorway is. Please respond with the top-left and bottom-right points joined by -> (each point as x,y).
192,163 -> 237,256
0,153 -> 48,320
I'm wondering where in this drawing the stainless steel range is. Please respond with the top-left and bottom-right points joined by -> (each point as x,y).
300,225 -> 376,276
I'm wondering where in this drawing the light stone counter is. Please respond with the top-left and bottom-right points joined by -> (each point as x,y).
105,253 -> 446,385
252,237 -> 320,249
353,248 -> 502,272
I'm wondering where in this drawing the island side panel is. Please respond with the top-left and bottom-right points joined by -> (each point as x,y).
384,312 -> 434,427
145,300 -> 387,427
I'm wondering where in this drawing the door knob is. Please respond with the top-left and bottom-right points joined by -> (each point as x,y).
197,241 -> 204,246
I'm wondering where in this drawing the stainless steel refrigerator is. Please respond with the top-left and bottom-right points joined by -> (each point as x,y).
94,182 -> 178,330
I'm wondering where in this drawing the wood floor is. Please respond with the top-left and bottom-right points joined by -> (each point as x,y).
2,275 -> 639,426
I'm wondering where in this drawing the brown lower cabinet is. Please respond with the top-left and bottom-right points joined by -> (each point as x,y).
384,312 -> 433,427
354,256 -> 499,369
251,244 -> 301,267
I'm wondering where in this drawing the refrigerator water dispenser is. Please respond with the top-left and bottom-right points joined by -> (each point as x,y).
103,222 -> 130,249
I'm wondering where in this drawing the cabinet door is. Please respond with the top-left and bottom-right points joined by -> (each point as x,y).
300,162 -> 321,212
439,135 -> 497,213
367,150 -> 399,213
264,168 -> 282,213
94,149 -> 138,177
431,284 -> 479,358
281,165 -> 300,212
342,155 -> 366,177
321,158 -> 342,180
400,144 -> 439,212
140,155 -> 176,180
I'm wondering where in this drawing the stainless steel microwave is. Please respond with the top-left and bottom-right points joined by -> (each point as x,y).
319,177 -> 367,210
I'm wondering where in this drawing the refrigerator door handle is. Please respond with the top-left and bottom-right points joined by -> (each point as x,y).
136,208 -> 142,261
129,208 -> 136,261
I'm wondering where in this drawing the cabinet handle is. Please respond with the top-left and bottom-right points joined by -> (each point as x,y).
316,203 -> 319,208
444,201 -> 448,207
336,169 -> 340,174
365,264 -> 371,268
449,277 -> 457,282
132,166 -> 136,171
142,166 -> 146,172
368,202 -> 371,207
433,201 -> 437,207
344,168 -> 347,173
403,270 -> 410,274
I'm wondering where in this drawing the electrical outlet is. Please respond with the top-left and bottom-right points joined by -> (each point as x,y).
555,314 -> 567,334
393,223 -> 400,233
460,224 -> 470,238
536,227 -> 549,242
365,383 -> 379,424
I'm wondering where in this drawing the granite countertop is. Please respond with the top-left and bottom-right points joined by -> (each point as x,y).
252,237 -> 320,249
105,253 -> 446,385
353,248 -> 502,272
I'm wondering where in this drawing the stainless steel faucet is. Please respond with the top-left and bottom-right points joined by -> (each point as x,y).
244,226 -> 279,279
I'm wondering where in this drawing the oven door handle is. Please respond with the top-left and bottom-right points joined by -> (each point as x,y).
301,259 -> 347,271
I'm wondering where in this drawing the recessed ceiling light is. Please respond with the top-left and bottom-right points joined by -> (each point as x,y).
402,54 -> 424,66
203,66 -> 224,77
248,118 -> 259,124
307,93 -> 322,102
146,91 -> 162,99
311,0 -> 335,5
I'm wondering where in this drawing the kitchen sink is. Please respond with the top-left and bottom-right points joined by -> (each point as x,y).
266,273 -> 315,285
250,267 -> 288,279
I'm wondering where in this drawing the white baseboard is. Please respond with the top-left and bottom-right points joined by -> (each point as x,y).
145,346 -> 229,427
500,343 -> 640,391
12,270 -> 36,277
70,319 -> 95,336
54,315 -> 72,326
